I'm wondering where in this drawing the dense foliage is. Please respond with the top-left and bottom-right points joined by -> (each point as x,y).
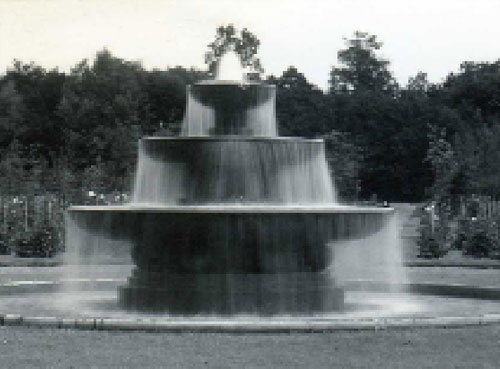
204,24 -> 263,79
0,50 -> 207,200
0,29 -> 499,204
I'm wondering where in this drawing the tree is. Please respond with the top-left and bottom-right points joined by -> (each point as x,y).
441,60 -> 500,128
0,139 -> 51,195
3,61 -> 66,160
425,124 -> 459,200
329,31 -> 397,94
144,67 -> 207,135
322,130 -> 363,200
452,124 -> 500,196
407,71 -> 430,94
205,24 -> 264,79
81,158 -> 108,196
270,67 -> 332,136
57,49 -> 147,191
0,140 -> 27,194
0,64 -> 72,196
327,32 -> 439,201
423,60 -> 500,198
0,80 -> 25,147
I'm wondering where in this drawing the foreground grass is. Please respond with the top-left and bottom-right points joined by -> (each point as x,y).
1,325 -> 500,368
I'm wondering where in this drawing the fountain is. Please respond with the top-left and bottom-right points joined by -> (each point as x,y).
65,51 -> 395,315
3,52 -> 500,333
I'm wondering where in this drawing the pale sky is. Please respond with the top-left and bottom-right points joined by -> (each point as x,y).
1,0 -> 499,90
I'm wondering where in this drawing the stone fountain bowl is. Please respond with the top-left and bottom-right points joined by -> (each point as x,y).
190,82 -> 275,111
65,204 -> 394,314
66,204 -> 393,273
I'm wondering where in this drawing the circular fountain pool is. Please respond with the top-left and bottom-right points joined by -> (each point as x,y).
2,265 -> 500,332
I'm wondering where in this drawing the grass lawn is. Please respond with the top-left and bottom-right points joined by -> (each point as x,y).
1,325 -> 500,368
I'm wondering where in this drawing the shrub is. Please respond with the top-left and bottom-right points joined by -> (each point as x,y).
417,203 -> 450,258
418,196 -> 500,259
0,233 -> 10,255
463,230 -> 493,257
418,234 -> 443,258
418,226 -> 447,258
15,224 -> 59,258
459,218 -> 499,258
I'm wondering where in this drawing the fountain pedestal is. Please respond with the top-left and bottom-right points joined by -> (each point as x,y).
119,272 -> 344,314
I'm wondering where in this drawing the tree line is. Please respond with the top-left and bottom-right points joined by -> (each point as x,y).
0,29 -> 499,203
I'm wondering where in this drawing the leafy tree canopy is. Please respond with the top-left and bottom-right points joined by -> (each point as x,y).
329,31 -> 397,94
1,33 -> 499,203
270,67 -> 332,136
205,24 -> 263,78
442,60 -> 500,127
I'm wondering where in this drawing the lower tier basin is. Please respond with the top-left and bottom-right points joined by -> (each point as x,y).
66,205 -> 393,314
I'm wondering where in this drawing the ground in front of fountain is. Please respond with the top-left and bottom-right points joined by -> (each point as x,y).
1,323 -> 500,368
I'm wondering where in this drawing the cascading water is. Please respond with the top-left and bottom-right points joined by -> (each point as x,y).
181,83 -> 277,136
132,138 -> 335,204
216,50 -> 246,81
65,51 -> 400,315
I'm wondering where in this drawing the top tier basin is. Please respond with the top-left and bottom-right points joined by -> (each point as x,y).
184,82 -> 276,136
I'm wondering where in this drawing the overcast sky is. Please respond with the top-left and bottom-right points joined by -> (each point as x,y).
1,0 -> 499,90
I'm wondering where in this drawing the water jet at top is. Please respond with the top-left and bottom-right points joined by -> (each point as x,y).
215,50 -> 246,82
65,47 -> 398,315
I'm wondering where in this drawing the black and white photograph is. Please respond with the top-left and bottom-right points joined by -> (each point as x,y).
1,0 -> 500,367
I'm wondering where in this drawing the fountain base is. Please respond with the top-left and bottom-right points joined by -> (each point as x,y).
118,272 -> 344,314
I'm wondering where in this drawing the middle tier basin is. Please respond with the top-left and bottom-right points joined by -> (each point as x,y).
132,137 -> 335,204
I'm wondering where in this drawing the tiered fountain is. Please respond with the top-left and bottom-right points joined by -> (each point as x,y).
66,52 -> 394,315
